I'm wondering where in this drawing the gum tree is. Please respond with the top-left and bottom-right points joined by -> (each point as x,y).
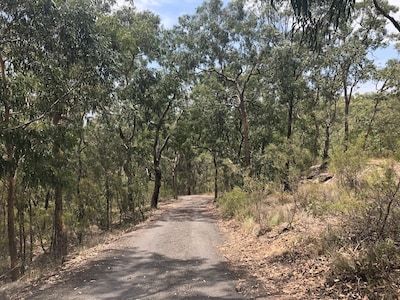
172,0 -> 276,167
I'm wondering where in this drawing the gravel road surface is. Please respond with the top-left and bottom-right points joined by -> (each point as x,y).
24,195 -> 243,300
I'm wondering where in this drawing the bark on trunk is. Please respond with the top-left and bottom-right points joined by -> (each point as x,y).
51,114 -> 67,259
18,201 -> 26,275
283,94 -> 294,192
363,97 -> 380,150
29,199 -> 33,263
52,183 -> 67,259
322,119 -> 331,161
76,136 -> 84,244
150,103 -> 172,209
213,154 -> 218,201
344,97 -> 350,151
172,154 -> 179,200
2,54 -> 18,280
105,172 -> 111,231
322,99 -> 337,161
7,171 -> 18,280
238,97 -> 250,167
151,164 -> 162,209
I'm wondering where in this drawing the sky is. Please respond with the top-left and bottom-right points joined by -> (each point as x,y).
116,0 -> 400,92
116,0 -> 222,28
118,0 -> 400,30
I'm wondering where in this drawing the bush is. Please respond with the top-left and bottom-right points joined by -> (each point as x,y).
327,162 -> 400,299
331,240 -> 400,286
347,164 -> 400,244
296,183 -> 359,217
218,187 -> 253,220
330,141 -> 367,192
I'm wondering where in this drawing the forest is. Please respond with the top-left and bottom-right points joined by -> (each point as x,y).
1,0 -> 400,297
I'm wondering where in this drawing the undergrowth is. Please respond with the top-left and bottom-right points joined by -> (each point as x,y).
219,154 -> 400,299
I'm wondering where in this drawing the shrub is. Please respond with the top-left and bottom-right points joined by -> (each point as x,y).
331,240 -> 400,286
327,163 -> 400,299
218,187 -> 252,220
347,164 -> 400,244
330,141 -> 367,192
296,183 -> 359,217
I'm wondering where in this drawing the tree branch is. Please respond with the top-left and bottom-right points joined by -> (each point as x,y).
3,85 -> 76,132
373,0 -> 400,33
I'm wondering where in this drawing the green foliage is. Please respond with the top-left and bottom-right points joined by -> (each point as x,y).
330,140 -> 367,191
218,187 -> 253,220
297,183 -> 360,217
1,0 -> 400,285
321,162 -> 400,298
261,138 -> 313,188
347,164 -> 400,243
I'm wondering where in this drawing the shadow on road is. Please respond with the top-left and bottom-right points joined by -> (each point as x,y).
26,196 -> 242,299
30,247 -> 241,299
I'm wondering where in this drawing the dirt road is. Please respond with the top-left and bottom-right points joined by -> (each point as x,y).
21,195 -> 243,299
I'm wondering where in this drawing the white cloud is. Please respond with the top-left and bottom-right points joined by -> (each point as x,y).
114,0 -> 164,11
134,0 -> 162,10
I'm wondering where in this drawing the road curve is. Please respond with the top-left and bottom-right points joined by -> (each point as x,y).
26,195 -> 243,300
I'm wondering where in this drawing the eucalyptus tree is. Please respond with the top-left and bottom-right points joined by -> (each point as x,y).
270,0 -> 399,41
0,0 -> 65,278
337,3 -> 386,149
269,41 -> 313,190
309,53 -> 342,161
187,75 -> 241,199
97,6 -> 162,213
172,0 -> 277,167
1,0 -> 114,274
40,0 -> 114,259
143,72 -> 183,208
361,59 -> 400,151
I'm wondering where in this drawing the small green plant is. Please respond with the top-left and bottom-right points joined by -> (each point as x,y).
330,141 -> 367,192
268,212 -> 284,226
218,187 -> 252,220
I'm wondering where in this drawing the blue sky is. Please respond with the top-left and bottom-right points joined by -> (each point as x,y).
118,0 -> 226,28
117,0 -> 399,92
121,0 -> 400,32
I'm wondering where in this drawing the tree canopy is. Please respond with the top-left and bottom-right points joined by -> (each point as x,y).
1,1 -> 400,294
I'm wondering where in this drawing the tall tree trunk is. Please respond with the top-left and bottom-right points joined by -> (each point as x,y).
150,103 -> 172,209
322,98 -> 337,161
363,97 -> 380,150
76,135 -> 84,244
128,180 -> 135,221
105,171 -> 112,231
342,70 -> 353,152
29,199 -> 34,263
119,126 -> 136,219
151,159 -> 162,209
18,202 -> 26,275
2,54 -> 18,280
238,97 -> 250,167
52,182 -> 67,259
213,154 -> 218,201
7,170 -> 18,280
322,119 -> 331,161
312,112 -> 319,160
287,95 -> 294,140
172,153 -> 179,200
51,114 -> 67,259
186,159 -> 192,196
344,96 -> 350,151
283,94 -> 294,192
